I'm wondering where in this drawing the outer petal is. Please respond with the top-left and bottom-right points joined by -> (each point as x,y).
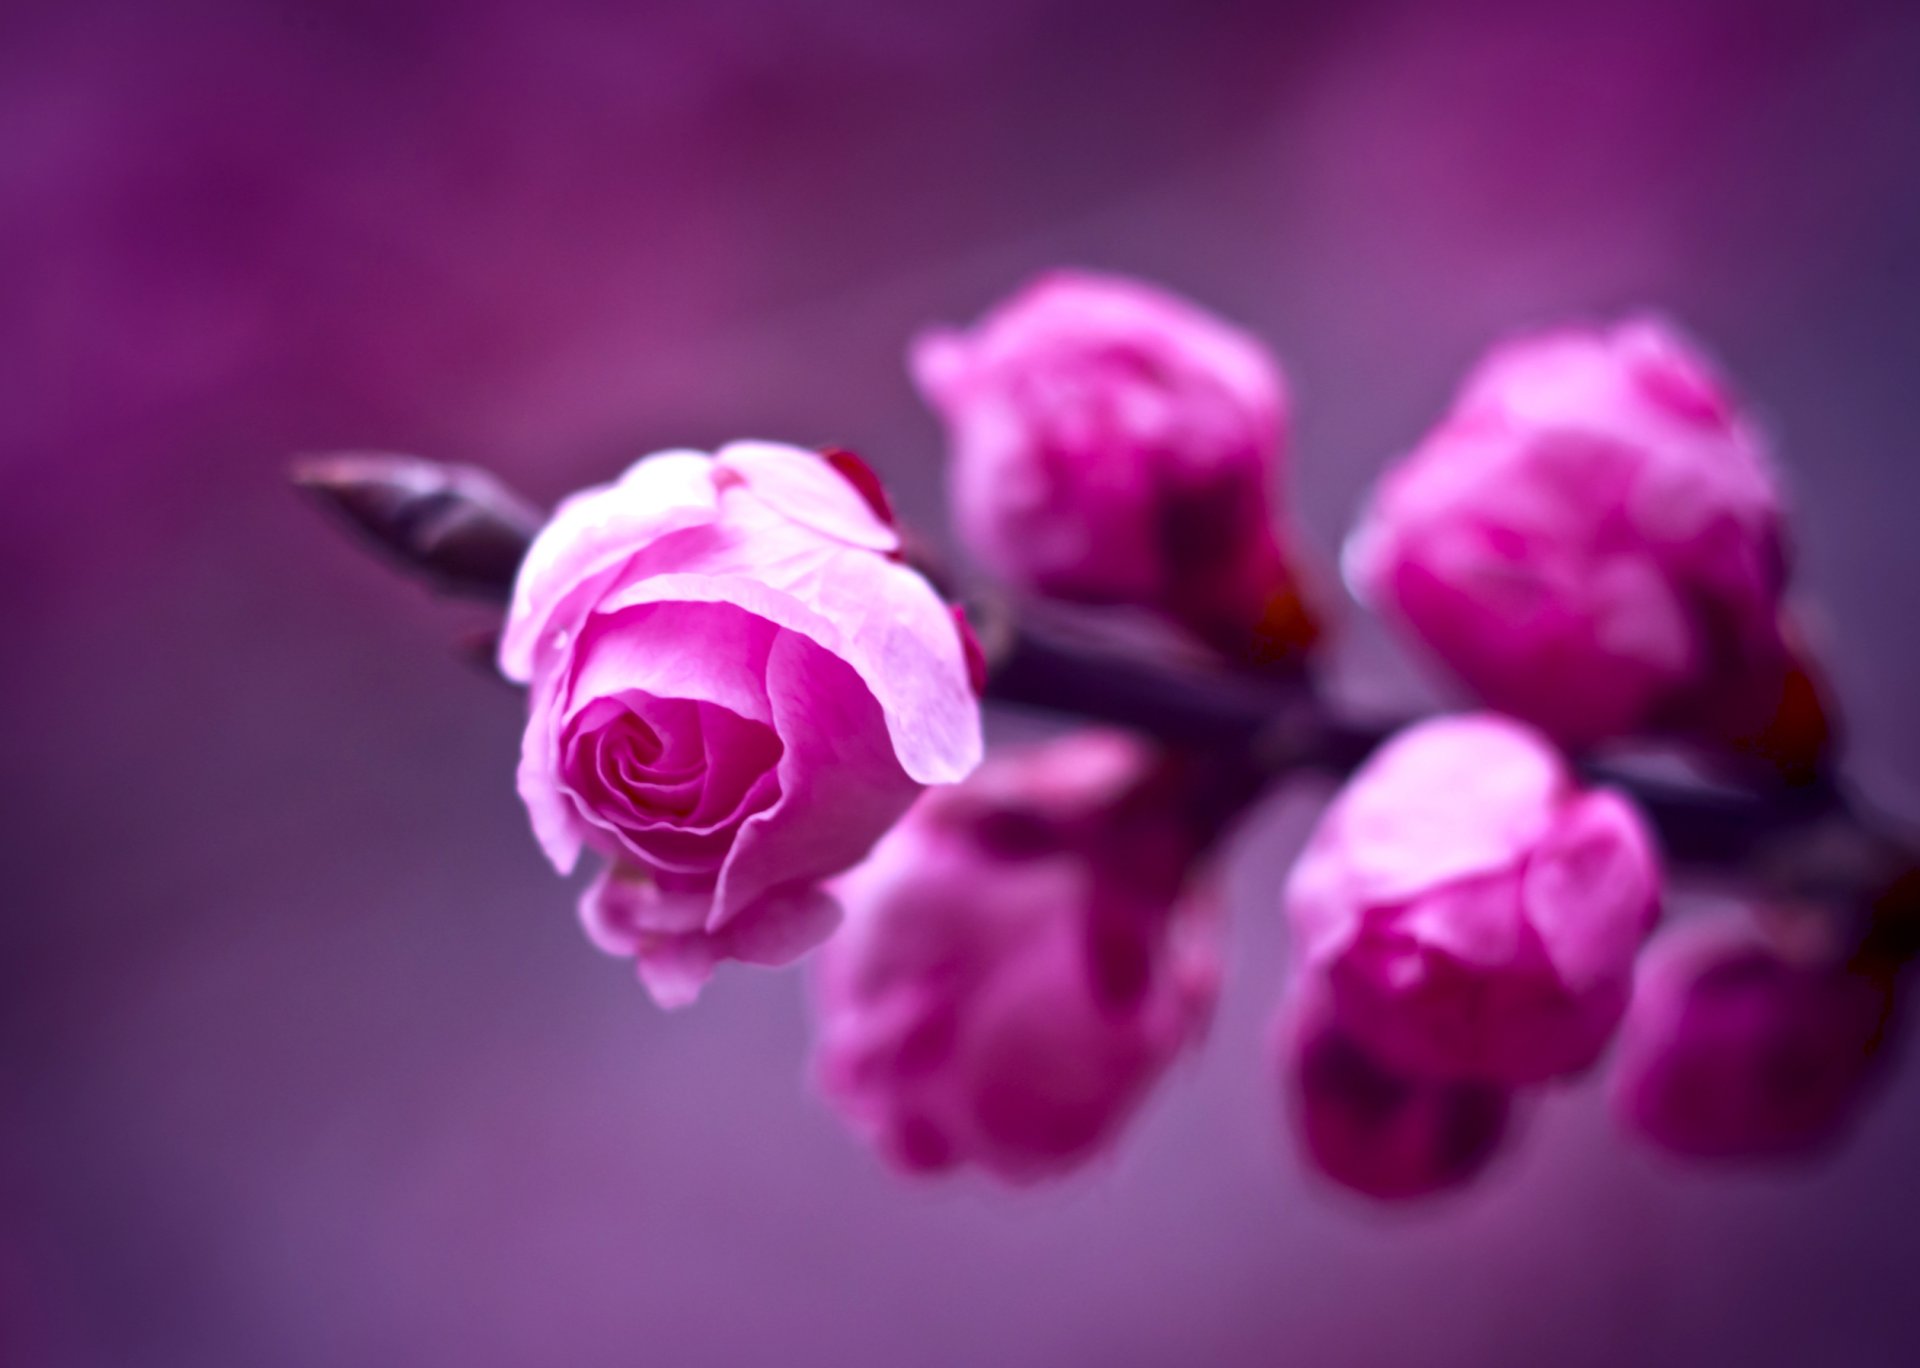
516,660 -> 587,874
714,440 -> 899,553
498,450 -> 719,683
1611,914 -> 1895,1160
633,935 -> 721,1011
1326,714 -> 1564,903
1522,789 -> 1661,993
714,629 -> 924,926
581,864 -> 841,1011
595,562 -> 981,786
1280,979 -> 1514,1202
579,862 -> 711,948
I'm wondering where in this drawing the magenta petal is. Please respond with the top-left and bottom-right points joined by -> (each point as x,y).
1328,713 -> 1562,905
1522,790 -> 1661,993
1343,317 -> 1791,753
1611,915 -> 1894,1160
1281,980 -> 1513,1202
713,630 -> 922,927
594,562 -> 980,788
565,600 -> 778,728
911,271 -> 1289,616
714,883 -> 843,967
809,731 -> 1220,1183
1287,713 -> 1662,1085
516,662 -> 587,874
582,865 -> 840,1011
633,936 -> 720,1011
579,862 -> 713,951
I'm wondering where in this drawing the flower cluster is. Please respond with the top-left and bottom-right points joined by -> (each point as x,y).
311,268 -> 1911,1198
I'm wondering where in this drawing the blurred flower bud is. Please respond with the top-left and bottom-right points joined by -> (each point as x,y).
1279,979 -> 1514,1202
812,731 -> 1220,1182
1611,914 -> 1898,1161
293,452 -> 542,599
912,270 -> 1317,667
1287,714 -> 1661,1084
1345,318 -> 1832,778
505,441 -> 982,1008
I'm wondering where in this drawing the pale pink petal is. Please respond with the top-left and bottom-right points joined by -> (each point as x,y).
498,450 -> 718,683
594,566 -> 981,786
1331,713 -> 1563,902
1522,790 -> 1661,993
713,440 -> 899,553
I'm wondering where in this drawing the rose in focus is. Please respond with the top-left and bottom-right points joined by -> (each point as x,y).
812,731 -> 1220,1182
912,270 -> 1316,665
500,441 -> 983,1008
1286,713 -> 1661,1085
1346,317 -> 1830,775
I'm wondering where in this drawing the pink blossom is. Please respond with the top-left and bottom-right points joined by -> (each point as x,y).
1279,980 -> 1513,1202
1287,714 -> 1660,1084
911,270 -> 1316,665
1611,915 -> 1897,1161
812,731 -> 1219,1182
1346,318 -> 1827,768
500,441 -> 983,1008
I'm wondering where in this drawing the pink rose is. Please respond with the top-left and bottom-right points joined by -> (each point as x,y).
1278,980 -> 1513,1202
811,731 -> 1219,1182
911,270 -> 1316,665
1611,915 -> 1897,1161
1287,714 -> 1661,1084
500,441 -> 983,1008
1346,317 -> 1828,768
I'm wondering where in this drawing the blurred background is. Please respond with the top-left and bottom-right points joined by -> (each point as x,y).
5,1 -> 1920,1363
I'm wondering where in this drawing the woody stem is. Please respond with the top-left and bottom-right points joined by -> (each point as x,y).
294,453 -> 1919,957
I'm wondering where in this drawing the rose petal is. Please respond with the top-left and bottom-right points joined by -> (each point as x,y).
595,564 -> 981,787
586,868 -> 842,1011
714,440 -> 900,553
1521,789 -> 1661,993
713,629 -> 922,926
517,661 -> 587,874
499,450 -> 719,683
1330,714 -> 1564,902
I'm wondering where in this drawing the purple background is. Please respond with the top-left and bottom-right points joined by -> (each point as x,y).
5,1 -> 1920,1364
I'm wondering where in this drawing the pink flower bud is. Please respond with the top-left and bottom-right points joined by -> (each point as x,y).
501,441 -> 983,1008
1346,318 -> 1829,771
912,270 -> 1317,666
1287,714 -> 1661,1084
1611,915 -> 1897,1161
1279,980 -> 1513,1202
812,731 -> 1220,1182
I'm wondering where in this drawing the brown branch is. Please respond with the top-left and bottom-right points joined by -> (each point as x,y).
290,453 -> 1920,963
